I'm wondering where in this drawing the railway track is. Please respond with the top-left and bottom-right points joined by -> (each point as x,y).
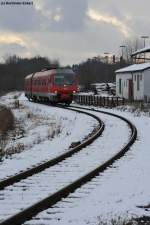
0,105 -> 137,225
0,107 -> 103,189
0,106 -> 104,224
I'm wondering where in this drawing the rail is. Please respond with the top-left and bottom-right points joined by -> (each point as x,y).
0,107 -> 104,189
0,106 -> 137,225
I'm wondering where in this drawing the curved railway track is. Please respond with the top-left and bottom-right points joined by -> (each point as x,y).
0,107 -> 104,189
0,105 -> 137,225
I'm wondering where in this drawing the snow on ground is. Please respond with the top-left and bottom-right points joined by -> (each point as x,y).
0,107 -> 129,222
24,104 -> 150,225
78,91 -> 114,97
0,93 -> 97,180
39,104 -> 150,225
1,93 -> 150,224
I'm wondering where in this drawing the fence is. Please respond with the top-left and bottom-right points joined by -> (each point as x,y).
73,95 -> 125,107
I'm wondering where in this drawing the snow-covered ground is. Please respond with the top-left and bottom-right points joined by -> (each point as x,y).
0,93 -> 97,180
25,105 -> 150,225
43,105 -> 149,225
77,91 -> 114,97
0,104 -> 129,222
1,92 -> 150,224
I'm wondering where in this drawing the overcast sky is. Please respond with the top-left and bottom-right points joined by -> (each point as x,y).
0,0 -> 150,65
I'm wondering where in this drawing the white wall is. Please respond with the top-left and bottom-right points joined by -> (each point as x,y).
144,68 -> 150,100
116,73 -> 132,98
132,72 -> 144,100
116,72 -> 145,100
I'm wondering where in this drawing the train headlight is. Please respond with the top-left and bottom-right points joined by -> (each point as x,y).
73,91 -> 76,93
54,90 -> 58,94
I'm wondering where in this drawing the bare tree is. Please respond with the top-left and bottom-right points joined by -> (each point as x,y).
121,38 -> 143,64
0,55 -> 59,92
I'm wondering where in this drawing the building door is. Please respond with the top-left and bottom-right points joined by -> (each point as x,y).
128,79 -> 133,100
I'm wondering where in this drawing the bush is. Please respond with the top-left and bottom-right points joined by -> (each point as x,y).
0,106 -> 14,136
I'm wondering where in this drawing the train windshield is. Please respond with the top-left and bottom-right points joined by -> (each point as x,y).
54,74 -> 75,86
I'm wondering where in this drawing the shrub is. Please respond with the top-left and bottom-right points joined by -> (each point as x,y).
0,106 -> 14,137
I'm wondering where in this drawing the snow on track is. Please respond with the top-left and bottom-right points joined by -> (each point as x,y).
25,106 -> 150,225
0,109 -> 129,223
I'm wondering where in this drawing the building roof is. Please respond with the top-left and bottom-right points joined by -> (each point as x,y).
116,63 -> 150,73
131,46 -> 150,56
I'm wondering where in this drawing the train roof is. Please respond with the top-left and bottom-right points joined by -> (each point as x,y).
33,68 -> 75,78
25,68 -> 75,80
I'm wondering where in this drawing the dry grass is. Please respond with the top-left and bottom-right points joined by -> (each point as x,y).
0,105 -> 63,159
0,107 -> 14,137
97,216 -> 150,225
0,106 -> 15,159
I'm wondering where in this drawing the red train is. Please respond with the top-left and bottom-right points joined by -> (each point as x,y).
24,67 -> 78,105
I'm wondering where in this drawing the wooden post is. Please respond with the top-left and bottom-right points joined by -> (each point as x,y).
85,95 -> 87,105
96,96 -> 99,106
87,95 -> 90,105
111,97 -> 115,107
103,97 -> 105,107
106,97 -> 109,107
90,95 -> 92,105
122,98 -> 125,105
99,96 -> 102,107
116,97 -> 119,106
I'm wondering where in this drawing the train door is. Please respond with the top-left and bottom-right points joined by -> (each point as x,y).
128,79 -> 133,100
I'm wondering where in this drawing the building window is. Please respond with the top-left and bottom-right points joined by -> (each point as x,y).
140,74 -> 142,80
119,78 -> 122,94
137,75 -> 140,91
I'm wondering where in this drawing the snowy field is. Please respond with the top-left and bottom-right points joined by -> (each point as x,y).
0,98 -> 129,222
51,104 -> 150,225
25,105 -> 150,225
0,92 -> 150,224
0,92 -> 97,180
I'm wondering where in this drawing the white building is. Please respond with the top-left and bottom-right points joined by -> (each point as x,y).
116,63 -> 150,101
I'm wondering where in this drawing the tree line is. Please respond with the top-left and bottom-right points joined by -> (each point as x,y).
0,55 -> 59,92
0,37 -> 145,93
0,54 -> 129,93
73,56 -> 129,89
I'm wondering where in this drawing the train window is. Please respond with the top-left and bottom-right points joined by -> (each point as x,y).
54,74 -> 75,86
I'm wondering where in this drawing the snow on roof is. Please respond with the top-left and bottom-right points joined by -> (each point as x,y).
131,46 -> 150,56
116,63 -> 150,73
25,73 -> 33,80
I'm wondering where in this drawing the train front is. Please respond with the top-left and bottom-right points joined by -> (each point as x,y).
52,69 -> 78,105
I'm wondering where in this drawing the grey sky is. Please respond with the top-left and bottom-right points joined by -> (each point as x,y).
0,0 -> 150,65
